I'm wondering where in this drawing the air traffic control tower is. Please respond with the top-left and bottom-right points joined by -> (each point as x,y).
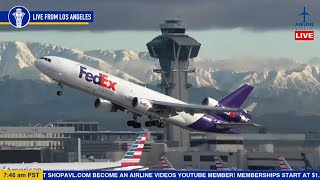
146,19 -> 201,147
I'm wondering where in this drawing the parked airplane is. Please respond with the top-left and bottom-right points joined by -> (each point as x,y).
278,156 -> 293,170
0,133 -> 148,170
213,156 -> 231,170
34,56 -> 260,133
161,156 -> 175,170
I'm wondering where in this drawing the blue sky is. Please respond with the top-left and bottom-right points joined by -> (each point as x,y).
2,29 -> 318,62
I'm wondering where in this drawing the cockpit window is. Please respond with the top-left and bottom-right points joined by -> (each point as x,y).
40,57 -> 51,62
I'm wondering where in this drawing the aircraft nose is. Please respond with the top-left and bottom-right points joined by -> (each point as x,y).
34,59 -> 41,70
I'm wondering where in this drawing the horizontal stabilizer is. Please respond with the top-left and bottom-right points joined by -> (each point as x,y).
245,102 -> 257,112
217,123 -> 260,129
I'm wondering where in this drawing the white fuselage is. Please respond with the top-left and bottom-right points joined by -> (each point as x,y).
35,56 -> 205,129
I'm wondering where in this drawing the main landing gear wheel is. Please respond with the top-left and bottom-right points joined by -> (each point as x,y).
145,120 -> 165,128
127,120 -> 135,126
158,122 -> 166,128
127,121 -> 141,128
145,121 -> 152,127
127,113 -> 142,128
133,122 -> 141,128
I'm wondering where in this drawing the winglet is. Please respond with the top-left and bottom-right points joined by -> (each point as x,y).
120,133 -> 148,166
244,102 -> 257,112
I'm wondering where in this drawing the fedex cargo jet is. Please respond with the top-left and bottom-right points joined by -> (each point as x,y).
0,133 -> 148,170
34,56 -> 259,133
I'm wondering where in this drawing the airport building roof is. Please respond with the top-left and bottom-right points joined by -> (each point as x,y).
0,127 -> 75,134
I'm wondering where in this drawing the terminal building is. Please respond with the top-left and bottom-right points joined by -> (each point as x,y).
0,120 -> 319,170
166,133 -> 320,170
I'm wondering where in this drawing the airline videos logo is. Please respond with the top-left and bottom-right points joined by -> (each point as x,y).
8,6 -> 30,28
79,66 -> 117,91
295,6 -> 314,40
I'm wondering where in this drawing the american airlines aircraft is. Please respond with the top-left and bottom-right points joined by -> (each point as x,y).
0,133 -> 148,170
214,156 -> 242,170
34,56 -> 259,133
160,156 -> 175,170
278,156 -> 293,170
213,156 -> 231,170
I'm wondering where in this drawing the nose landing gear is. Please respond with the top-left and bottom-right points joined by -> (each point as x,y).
57,83 -> 63,96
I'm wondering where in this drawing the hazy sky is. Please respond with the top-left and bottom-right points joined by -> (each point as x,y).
1,0 -> 319,62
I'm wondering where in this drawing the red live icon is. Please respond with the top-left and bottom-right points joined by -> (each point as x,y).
295,30 -> 314,40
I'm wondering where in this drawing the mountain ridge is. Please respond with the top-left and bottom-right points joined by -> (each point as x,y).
0,41 -> 320,133
1,41 -> 320,97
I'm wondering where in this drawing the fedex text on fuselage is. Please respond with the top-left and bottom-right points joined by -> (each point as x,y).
78,66 -> 117,91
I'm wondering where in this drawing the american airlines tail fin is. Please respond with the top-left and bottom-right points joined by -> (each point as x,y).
120,133 -> 148,166
218,84 -> 254,108
278,156 -> 292,170
161,156 -> 175,170
214,156 -> 230,170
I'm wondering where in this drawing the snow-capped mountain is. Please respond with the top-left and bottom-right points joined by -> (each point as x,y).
1,41 -> 320,132
1,41 -> 320,97
0,41 -> 143,84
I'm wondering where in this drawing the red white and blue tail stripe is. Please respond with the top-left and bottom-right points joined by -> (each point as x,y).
278,156 -> 292,170
120,133 -> 148,166
161,156 -> 175,170
214,156 -> 230,170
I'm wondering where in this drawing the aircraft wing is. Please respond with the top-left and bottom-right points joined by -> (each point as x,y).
151,100 -> 242,115
216,123 -> 260,129
299,12 -> 310,16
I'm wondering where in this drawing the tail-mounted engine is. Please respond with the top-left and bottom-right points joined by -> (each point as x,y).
202,97 -> 218,106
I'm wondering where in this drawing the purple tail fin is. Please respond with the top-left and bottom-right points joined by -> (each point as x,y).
219,84 -> 254,108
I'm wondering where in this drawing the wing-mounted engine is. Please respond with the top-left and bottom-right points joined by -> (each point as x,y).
94,98 -> 118,113
132,97 -> 153,113
202,97 -> 218,107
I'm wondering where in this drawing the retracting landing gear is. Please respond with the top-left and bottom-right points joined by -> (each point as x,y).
127,113 -> 141,128
57,83 -> 63,96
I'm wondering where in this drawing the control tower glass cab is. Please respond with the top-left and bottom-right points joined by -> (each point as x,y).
160,19 -> 186,35
146,19 -> 201,148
